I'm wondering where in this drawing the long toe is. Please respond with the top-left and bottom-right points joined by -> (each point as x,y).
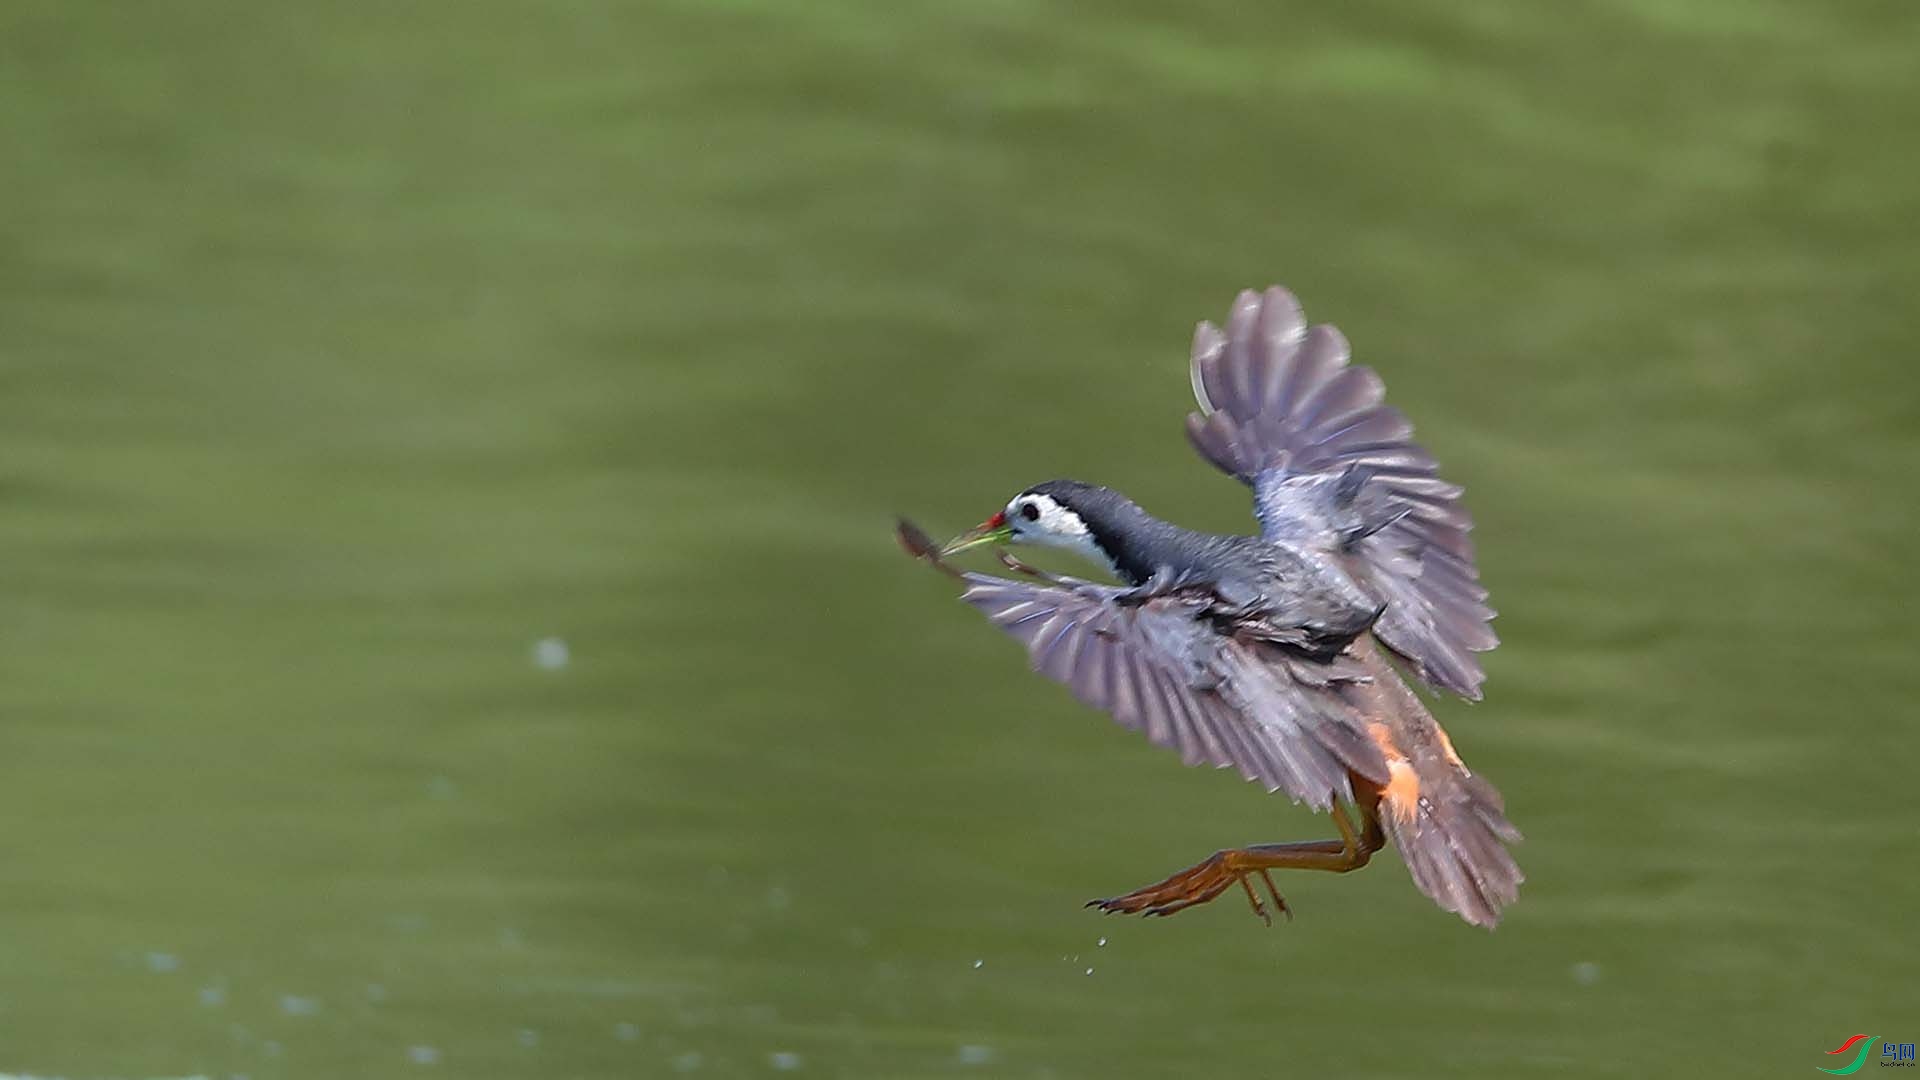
1257,869 -> 1294,922
1141,876 -> 1237,918
1087,853 -> 1239,919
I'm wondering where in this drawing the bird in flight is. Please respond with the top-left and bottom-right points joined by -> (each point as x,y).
898,286 -> 1521,927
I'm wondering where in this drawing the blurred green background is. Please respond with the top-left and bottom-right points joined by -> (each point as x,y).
2,1 -> 1916,1077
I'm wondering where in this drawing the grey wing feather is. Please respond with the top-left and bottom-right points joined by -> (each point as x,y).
1185,286 -> 1497,700
959,572 -> 1387,808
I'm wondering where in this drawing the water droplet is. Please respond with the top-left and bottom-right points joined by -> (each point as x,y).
767,886 -> 791,911
517,1028 -> 540,1048
768,1050 -> 803,1070
146,951 -> 180,973
533,637 -> 571,670
958,1044 -> 997,1066
1570,961 -> 1601,985
614,1022 -> 640,1042
1097,937 -> 1107,947
366,983 -> 389,1003
426,775 -> 458,800
971,959 -> 983,970
670,1050 -> 705,1072
199,982 -> 227,1008
499,926 -> 525,950
407,1044 -> 442,1066
261,1040 -> 284,1058
280,994 -> 321,1017
1084,967 -> 1094,976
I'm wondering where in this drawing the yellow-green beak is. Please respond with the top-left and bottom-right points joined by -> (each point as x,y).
940,512 -> 1014,558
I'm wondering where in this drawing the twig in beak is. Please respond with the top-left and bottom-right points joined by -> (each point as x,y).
895,517 -> 967,581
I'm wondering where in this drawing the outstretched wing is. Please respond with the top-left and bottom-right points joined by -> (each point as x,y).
1184,287 -> 1496,700
958,572 -> 1388,808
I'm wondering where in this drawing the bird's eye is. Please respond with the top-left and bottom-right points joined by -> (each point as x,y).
1018,502 -> 1041,522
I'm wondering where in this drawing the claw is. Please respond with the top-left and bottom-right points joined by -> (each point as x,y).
1258,869 -> 1294,922
1237,875 -> 1272,926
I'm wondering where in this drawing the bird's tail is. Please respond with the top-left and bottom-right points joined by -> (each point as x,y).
1348,640 -> 1523,928
1372,745 -> 1524,928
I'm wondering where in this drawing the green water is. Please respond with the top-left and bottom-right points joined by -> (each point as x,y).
2,2 -> 1916,1076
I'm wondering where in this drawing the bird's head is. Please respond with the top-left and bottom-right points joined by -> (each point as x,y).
940,480 -> 1115,568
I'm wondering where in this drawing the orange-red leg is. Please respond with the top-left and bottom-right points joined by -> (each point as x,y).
1087,800 -> 1384,924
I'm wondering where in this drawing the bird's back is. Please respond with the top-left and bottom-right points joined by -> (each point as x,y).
1027,480 -> 1386,652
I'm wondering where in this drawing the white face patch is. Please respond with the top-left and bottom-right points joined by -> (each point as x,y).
1005,492 -> 1116,574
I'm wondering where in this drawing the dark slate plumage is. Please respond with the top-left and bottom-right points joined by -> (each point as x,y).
1015,479 -> 1386,654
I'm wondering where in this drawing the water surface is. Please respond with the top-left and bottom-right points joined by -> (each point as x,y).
1,2 -> 1915,1076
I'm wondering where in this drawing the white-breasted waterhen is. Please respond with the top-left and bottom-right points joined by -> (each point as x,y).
899,286 -> 1521,928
